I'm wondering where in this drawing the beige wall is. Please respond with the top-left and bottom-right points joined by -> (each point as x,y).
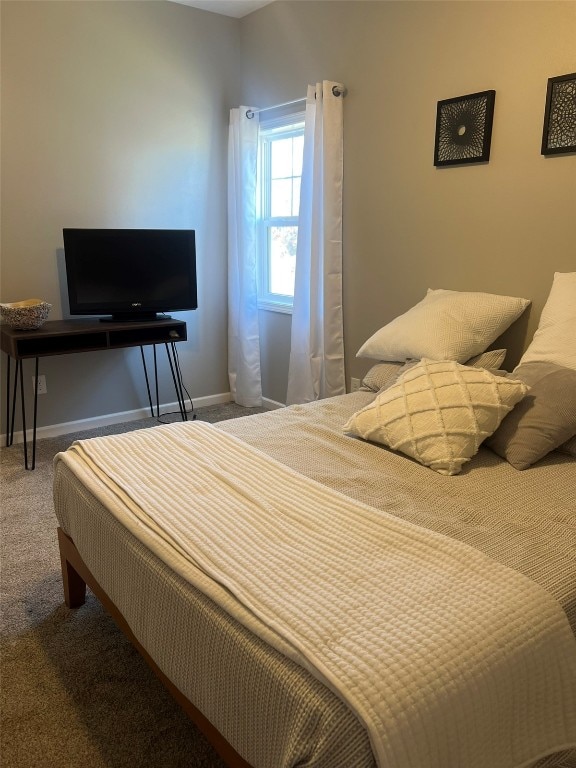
1,0 -> 239,431
241,1 -> 576,401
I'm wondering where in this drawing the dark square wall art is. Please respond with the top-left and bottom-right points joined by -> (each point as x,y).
434,90 -> 496,167
541,73 -> 576,155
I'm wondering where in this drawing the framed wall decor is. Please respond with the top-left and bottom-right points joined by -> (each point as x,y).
541,72 -> 576,155
434,90 -> 496,167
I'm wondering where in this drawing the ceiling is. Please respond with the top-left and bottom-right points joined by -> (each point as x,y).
170,0 -> 276,18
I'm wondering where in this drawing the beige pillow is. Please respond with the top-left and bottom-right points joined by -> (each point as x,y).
557,435 -> 576,457
360,361 -> 406,392
486,362 -> 576,469
356,289 -> 529,363
518,272 -> 576,371
466,349 -> 507,369
344,359 -> 528,476
360,349 -> 507,393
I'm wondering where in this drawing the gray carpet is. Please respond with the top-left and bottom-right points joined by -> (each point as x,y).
1,403 -> 265,768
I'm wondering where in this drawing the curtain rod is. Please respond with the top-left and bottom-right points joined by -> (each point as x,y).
246,84 -> 346,119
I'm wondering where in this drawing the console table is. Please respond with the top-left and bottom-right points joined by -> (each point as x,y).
1,318 -> 188,470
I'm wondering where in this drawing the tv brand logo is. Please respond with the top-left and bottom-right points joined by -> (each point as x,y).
131,302 -> 142,307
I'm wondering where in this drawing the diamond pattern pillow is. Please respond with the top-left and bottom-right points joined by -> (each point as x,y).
356,289 -> 529,363
344,359 -> 529,476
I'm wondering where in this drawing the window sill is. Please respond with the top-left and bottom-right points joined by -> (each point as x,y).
257,300 -> 293,315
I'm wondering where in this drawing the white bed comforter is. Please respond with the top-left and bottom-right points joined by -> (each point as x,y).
58,421 -> 576,768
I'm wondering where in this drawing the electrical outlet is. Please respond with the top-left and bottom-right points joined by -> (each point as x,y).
350,377 -> 361,392
32,375 -> 48,395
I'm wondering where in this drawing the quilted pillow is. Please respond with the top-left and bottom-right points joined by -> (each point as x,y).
356,289 -> 529,363
360,349 -> 507,393
486,361 -> 576,469
344,359 -> 528,476
517,272 -> 576,371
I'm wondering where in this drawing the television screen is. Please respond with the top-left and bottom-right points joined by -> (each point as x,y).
63,228 -> 197,322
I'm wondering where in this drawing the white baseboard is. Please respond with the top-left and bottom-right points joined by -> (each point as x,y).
2,393 -> 230,445
2,393 -> 285,446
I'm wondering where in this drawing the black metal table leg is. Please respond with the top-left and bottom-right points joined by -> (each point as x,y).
165,343 -> 187,421
9,358 -> 19,446
7,357 -> 40,470
139,346 -> 155,418
31,357 -> 39,470
140,343 -> 185,420
5,355 -> 11,447
171,341 -> 187,420
19,359 -> 29,470
153,345 -> 160,418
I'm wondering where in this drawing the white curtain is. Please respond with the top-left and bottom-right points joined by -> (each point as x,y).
286,81 -> 345,405
227,107 -> 262,407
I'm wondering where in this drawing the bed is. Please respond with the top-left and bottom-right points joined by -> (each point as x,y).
52,280 -> 576,768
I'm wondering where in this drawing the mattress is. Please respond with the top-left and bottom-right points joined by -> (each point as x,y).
53,391 -> 576,768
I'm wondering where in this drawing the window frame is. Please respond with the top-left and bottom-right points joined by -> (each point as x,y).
257,111 -> 305,314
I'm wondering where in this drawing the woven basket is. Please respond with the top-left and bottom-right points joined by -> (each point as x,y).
0,299 -> 52,330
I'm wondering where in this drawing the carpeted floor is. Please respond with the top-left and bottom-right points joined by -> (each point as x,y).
0,403 -> 266,768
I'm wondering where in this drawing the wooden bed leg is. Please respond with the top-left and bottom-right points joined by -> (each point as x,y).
57,527 -> 87,608
62,557 -> 87,608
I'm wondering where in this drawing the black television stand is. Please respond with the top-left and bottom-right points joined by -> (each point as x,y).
1,317 -> 189,469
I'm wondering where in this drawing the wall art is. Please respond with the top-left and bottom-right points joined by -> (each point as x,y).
541,72 -> 576,155
434,90 -> 496,167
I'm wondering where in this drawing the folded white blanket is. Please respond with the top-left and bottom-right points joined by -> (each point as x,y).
58,421 -> 576,768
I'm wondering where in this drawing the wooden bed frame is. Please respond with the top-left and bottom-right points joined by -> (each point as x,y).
57,527 -> 253,768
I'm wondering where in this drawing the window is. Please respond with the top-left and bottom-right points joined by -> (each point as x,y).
257,113 -> 305,312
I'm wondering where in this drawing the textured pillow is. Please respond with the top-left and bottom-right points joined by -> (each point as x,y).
557,434 -> 576,457
466,349 -> 507,369
356,289 -> 529,363
360,361 -> 406,392
360,349 -> 507,393
344,359 -> 528,476
517,272 -> 576,370
486,361 -> 576,469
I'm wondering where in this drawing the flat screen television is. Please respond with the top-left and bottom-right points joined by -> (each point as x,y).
63,228 -> 197,322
